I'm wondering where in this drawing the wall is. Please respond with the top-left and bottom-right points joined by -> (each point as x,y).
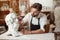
30,0 -> 54,11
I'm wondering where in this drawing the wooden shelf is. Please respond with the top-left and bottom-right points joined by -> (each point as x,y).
0,11 -> 9,26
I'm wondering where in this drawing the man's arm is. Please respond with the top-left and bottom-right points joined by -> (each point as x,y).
29,29 -> 44,34
23,29 -> 45,34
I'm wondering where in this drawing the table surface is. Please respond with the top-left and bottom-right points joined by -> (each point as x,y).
0,33 -> 55,40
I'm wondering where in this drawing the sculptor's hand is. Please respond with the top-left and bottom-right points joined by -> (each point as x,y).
23,30 -> 31,35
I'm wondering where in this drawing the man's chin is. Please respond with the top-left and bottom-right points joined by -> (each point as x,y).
32,14 -> 37,17
32,15 -> 36,17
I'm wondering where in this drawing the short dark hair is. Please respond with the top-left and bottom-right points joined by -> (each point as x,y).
31,3 -> 42,11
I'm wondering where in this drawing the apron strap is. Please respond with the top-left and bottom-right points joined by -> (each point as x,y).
38,18 -> 40,26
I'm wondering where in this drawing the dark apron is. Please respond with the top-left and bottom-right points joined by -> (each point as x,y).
30,17 -> 40,31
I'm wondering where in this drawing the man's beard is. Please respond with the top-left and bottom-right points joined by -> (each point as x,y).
32,13 -> 39,17
32,15 -> 37,17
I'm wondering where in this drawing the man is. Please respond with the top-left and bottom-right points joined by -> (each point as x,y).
21,3 -> 47,34
2,8 -> 23,37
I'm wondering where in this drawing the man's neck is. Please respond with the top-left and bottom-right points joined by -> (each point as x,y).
35,13 -> 40,18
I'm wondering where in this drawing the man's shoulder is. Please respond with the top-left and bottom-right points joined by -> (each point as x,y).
40,13 -> 47,18
26,12 -> 31,15
25,12 -> 32,17
41,13 -> 47,17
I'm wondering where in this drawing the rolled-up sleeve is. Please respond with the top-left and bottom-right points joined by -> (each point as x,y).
40,15 -> 47,32
22,14 -> 30,24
